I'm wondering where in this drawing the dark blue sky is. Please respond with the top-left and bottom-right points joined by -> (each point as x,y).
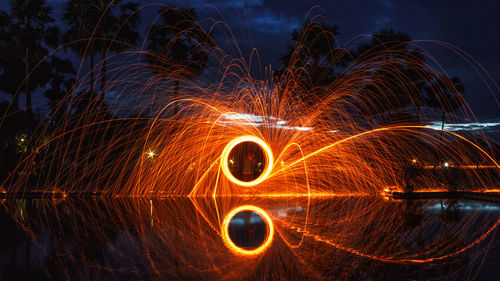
1,0 -> 499,119
193,0 -> 500,119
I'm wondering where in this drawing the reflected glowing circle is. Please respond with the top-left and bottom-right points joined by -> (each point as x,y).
221,205 -> 274,256
221,136 -> 274,186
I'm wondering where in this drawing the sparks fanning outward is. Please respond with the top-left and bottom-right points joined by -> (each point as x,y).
0,6 -> 499,267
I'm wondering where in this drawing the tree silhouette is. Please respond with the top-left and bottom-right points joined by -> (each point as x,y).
278,20 -> 350,104
146,6 -> 215,117
43,57 -> 76,125
7,0 -> 60,120
63,0 -> 98,98
355,29 -> 465,125
0,0 -> 59,122
91,0 -> 140,103
63,0 -> 140,105
426,75 -> 465,134
0,1 -> 75,182
355,29 -> 429,123
0,10 -> 23,110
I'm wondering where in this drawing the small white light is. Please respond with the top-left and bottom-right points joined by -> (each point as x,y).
146,150 -> 156,159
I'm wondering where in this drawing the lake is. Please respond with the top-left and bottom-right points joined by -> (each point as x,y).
0,196 -> 499,280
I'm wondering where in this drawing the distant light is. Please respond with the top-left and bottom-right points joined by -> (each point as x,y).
146,150 -> 156,159
444,162 -> 449,167
20,138 -> 24,142
412,159 -> 417,163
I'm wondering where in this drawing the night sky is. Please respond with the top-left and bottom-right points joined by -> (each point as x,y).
1,0 -> 499,120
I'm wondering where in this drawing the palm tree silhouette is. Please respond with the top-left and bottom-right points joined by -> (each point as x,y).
92,0 -> 140,104
63,0 -> 140,105
63,0 -> 98,98
278,20 -> 350,104
426,75 -> 465,134
0,10 -> 23,110
355,29 -> 429,123
43,57 -> 76,124
354,29 -> 466,127
1,0 -> 59,119
146,6 -> 215,117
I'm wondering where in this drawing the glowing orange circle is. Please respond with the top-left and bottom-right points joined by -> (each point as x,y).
221,205 -> 274,256
221,136 -> 274,186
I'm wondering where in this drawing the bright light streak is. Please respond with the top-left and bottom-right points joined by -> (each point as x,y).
221,136 -> 274,186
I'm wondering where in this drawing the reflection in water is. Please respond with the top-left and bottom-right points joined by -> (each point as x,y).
228,211 -> 267,249
0,197 -> 498,280
222,205 -> 274,256
229,211 -> 267,247
426,201 -> 500,212
228,211 -> 267,250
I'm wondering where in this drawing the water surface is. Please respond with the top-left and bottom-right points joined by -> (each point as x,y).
0,197 -> 499,280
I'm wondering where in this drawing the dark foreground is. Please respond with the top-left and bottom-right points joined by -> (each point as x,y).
0,196 -> 499,280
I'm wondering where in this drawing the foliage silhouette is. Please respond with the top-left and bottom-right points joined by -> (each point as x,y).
146,6 -> 215,117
